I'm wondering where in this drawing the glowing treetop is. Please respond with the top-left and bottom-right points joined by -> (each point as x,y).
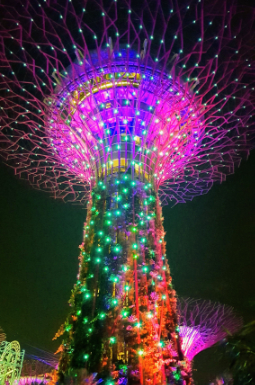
178,298 -> 242,361
0,0 -> 255,205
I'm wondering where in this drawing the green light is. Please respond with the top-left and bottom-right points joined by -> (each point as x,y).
104,266 -> 109,272
132,243 -> 138,249
83,318 -> 88,324
105,237 -> 111,243
110,337 -> 116,344
125,285 -> 130,291
100,313 -> 106,319
77,310 -> 81,316
138,350 -> 144,356
85,293 -> 91,299
114,245 -> 121,253
142,266 -> 148,273
84,354 -> 89,360
131,226 -> 137,232
106,220 -> 112,225
95,258 -> 101,263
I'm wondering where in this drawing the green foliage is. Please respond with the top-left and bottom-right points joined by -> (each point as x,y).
223,321 -> 255,384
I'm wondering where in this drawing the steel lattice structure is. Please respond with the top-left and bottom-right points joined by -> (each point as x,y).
0,0 -> 254,205
0,0 -> 255,384
177,298 -> 242,362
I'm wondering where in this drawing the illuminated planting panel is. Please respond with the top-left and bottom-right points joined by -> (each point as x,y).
48,52 -> 202,187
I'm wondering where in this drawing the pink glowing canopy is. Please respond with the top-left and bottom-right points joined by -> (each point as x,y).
0,0 -> 255,204
177,298 -> 242,361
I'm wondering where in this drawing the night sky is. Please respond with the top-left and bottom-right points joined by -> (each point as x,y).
1,150 -> 255,384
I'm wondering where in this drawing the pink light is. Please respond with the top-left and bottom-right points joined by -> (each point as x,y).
0,1 -> 253,205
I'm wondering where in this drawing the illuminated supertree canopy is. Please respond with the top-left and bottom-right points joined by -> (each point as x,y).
177,298 -> 242,362
18,346 -> 59,385
0,0 -> 255,384
23,347 -> 58,371
0,0 -> 255,205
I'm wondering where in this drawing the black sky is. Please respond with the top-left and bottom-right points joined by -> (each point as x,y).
1,151 -> 255,384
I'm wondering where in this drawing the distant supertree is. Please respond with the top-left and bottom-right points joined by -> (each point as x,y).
19,347 -> 58,385
23,345 -> 59,370
0,1 -> 255,384
0,326 -> 6,343
177,298 -> 242,362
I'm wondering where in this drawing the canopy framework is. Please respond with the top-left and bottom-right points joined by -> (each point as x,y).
0,0 -> 254,205
177,298 -> 242,361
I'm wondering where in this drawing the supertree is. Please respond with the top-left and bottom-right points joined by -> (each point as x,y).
20,349 -> 58,385
23,346 -> 59,370
177,298 -> 242,363
0,0 -> 255,384
0,327 -> 6,343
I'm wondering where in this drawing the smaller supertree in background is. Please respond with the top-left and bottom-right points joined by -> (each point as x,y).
0,326 -> 6,343
19,346 -> 58,385
177,298 -> 242,364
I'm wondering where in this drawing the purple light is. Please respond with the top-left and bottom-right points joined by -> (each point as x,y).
177,298 -> 242,361
0,1 -> 254,205
19,377 -> 48,385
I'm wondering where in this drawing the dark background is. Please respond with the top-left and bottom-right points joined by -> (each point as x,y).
0,151 -> 255,384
